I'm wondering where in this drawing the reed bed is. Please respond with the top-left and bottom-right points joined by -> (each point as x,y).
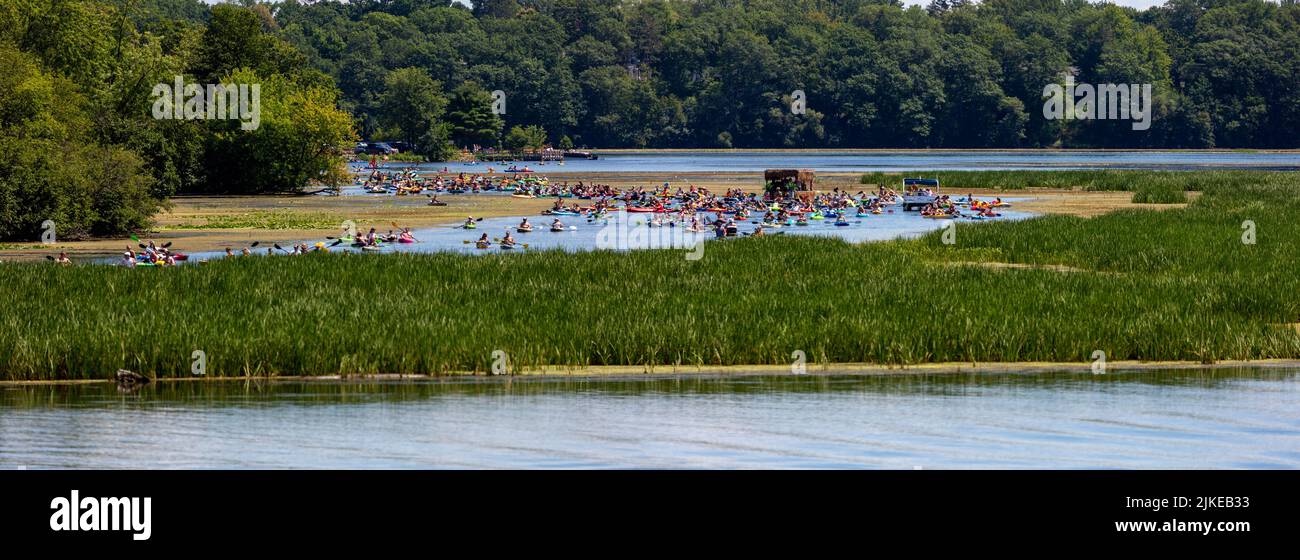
3,171 -> 1299,380
166,211 -> 345,230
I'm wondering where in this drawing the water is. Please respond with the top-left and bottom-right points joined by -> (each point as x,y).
167,200 -> 1034,262
385,150 -> 1300,174
3,368 -> 1297,469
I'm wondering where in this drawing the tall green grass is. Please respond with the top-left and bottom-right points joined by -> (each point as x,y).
1130,183 -> 1188,203
3,170 -> 1299,380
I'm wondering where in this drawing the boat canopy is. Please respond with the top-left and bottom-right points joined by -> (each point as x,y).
764,169 -> 816,201
903,178 -> 939,188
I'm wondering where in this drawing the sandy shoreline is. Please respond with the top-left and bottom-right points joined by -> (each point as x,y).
5,359 -> 1297,386
0,170 -> 1190,261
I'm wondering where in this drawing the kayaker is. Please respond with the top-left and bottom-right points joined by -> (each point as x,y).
224,247 -> 234,257
121,252 -> 135,267
502,232 -> 517,247
518,218 -> 533,231
551,218 -> 565,230
464,217 -> 476,228
55,251 -> 71,265
365,228 -> 378,246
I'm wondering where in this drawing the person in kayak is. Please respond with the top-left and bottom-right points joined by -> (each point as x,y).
518,218 -> 533,231
551,218 -> 565,230
365,228 -> 378,246
399,229 -> 416,243
464,217 -> 476,228
55,251 -> 71,265
121,251 -> 136,267
501,231 -> 517,247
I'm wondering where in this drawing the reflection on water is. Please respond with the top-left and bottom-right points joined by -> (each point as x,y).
2,368 -> 1297,469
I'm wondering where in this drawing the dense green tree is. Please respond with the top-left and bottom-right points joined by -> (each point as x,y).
446,82 -> 504,148
502,124 -> 547,151
375,67 -> 453,158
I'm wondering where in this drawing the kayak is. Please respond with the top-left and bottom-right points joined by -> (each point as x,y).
835,222 -> 850,227
475,242 -> 491,250
500,243 -> 516,250
546,211 -> 580,216
512,194 -> 535,199
398,238 -> 415,244
172,253 -> 189,261
362,245 -> 382,251
626,207 -> 658,213
550,227 -> 565,232
463,223 -> 477,229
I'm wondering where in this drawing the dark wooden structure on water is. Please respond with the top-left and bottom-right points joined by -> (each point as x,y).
764,169 -> 816,202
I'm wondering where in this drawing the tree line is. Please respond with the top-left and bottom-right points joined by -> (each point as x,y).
275,0 -> 1300,150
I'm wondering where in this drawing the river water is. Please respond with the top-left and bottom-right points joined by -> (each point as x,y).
3,368 -> 1297,469
406,150 -> 1300,174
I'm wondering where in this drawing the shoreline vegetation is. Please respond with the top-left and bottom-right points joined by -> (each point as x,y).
4,360 -> 1300,387
3,168 -> 1299,381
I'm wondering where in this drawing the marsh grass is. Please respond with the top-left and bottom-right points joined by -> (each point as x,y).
1131,183 -> 1189,203
167,211 -> 344,230
4,171 -> 1299,380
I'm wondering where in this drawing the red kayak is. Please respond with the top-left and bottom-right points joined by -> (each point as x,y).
626,207 -> 658,213
172,253 -> 189,261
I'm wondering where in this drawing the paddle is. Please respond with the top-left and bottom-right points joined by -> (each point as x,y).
329,239 -> 344,247
45,255 -> 55,261
273,243 -> 290,254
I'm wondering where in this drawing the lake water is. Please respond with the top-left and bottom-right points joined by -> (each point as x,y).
3,368 -> 1297,469
394,150 -> 1300,174
173,201 -> 1034,261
